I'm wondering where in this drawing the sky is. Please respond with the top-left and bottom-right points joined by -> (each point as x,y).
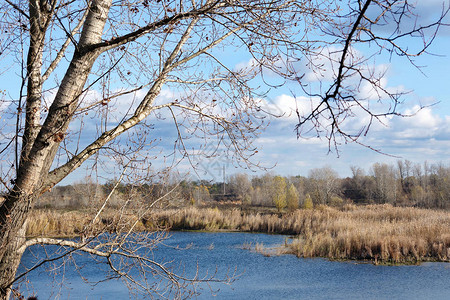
200,0 -> 450,181
177,0 -> 450,182
2,1 -> 450,185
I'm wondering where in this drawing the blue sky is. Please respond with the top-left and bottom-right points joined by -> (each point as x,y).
2,1 -> 450,184
49,1 -> 450,183
248,41 -> 450,179
195,0 -> 450,180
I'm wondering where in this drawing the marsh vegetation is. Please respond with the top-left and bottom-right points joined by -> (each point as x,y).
27,203 -> 450,265
25,161 -> 450,265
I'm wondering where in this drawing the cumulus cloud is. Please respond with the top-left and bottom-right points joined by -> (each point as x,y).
260,94 -> 327,123
390,105 -> 449,140
246,82 -> 450,177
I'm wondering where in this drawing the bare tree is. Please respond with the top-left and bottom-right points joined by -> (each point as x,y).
342,166 -> 375,204
228,173 -> 252,202
307,166 -> 340,205
294,1 -> 448,153
0,0 -> 447,299
371,162 -> 399,204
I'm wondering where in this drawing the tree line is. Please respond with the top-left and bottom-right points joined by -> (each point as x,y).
1,0 -> 447,298
35,160 -> 450,211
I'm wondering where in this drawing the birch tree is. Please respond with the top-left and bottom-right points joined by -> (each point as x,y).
0,0 -> 446,298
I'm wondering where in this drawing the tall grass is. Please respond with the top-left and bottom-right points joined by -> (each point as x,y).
283,204 -> 450,264
26,209 -> 146,237
27,204 -> 450,264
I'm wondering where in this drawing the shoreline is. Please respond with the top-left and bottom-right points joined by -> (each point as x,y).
26,204 -> 450,265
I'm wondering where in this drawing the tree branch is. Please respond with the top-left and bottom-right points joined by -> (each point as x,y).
4,0 -> 29,19
42,8 -> 89,81
83,0 -> 223,54
42,17 -> 200,191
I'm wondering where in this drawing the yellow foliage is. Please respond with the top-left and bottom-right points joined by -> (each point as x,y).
287,184 -> 299,211
272,176 -> 287,212
303,194 -> 314,209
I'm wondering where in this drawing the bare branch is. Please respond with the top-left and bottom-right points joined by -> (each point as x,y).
4,0 -> 29,19
42,8 -> 89,81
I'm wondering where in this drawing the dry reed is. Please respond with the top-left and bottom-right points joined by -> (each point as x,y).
27,204 -> 450,264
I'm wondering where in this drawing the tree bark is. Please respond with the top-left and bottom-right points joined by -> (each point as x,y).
0,193 -> 31,300
0,1 -> 113,298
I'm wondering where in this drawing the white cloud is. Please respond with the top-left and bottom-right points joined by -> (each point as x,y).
234,58 -> 259,73
404,106 -> 441,128
234,56 -> 297,79
391,105 -> 445,139
256,137 -> 277,145
248,83 -> 450,177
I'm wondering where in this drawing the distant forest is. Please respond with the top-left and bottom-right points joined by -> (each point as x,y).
36,160 -> 450,211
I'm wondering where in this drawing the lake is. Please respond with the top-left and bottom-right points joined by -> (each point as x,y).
17,232 -> 450,299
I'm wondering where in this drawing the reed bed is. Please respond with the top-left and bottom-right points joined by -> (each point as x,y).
27,204 -> 450,264
26,209 -> 146,237
284,205 -> 450,264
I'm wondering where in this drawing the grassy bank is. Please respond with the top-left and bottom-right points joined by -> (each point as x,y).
283,205 -> 450,264
27,204 -> 450,264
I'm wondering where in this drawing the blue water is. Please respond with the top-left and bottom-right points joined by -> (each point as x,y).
17,232 -> 450,299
